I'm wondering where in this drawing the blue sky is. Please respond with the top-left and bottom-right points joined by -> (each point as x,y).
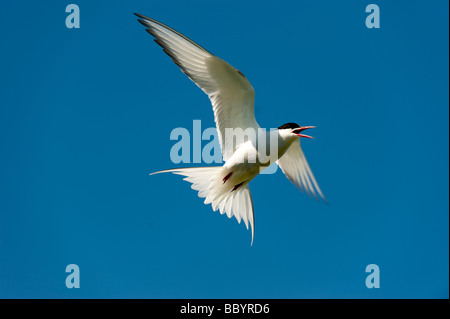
0,0 -> 448,298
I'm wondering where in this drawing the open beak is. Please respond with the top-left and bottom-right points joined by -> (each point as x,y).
292,126 -> 316,139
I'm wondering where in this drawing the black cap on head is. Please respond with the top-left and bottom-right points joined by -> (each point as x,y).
278,122 -> 301,130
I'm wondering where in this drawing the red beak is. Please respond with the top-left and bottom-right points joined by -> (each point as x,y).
293,126 -> 316,139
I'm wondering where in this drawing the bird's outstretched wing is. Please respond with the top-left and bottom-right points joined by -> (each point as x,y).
276,141 -> 326,202
135,13 -> 259,161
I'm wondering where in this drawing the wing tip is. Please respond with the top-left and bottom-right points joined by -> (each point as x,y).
137,19 -> 148,27
134,12 -> 148,20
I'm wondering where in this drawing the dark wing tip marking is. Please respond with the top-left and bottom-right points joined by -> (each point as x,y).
137,19 -> 148,28
134,12 -> 148,20
236,69 -> 246,78
137,21 -> 206,84
147,31 -> 200,81
134,13 -> 213,55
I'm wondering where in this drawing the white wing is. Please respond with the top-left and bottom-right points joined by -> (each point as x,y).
136,14 -> 260,160
276,141 -> 326,202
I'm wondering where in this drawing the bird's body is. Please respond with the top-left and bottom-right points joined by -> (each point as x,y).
136,13 -> 325,244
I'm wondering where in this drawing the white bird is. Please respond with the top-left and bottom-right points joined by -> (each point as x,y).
135,13 -> 326,244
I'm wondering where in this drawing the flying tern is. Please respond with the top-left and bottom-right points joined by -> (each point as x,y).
135,13 -> 326,244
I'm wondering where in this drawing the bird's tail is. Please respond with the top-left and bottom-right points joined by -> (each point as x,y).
151,167 -> 255,244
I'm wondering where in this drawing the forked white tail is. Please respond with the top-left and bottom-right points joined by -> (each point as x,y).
151,167 -> 255,245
